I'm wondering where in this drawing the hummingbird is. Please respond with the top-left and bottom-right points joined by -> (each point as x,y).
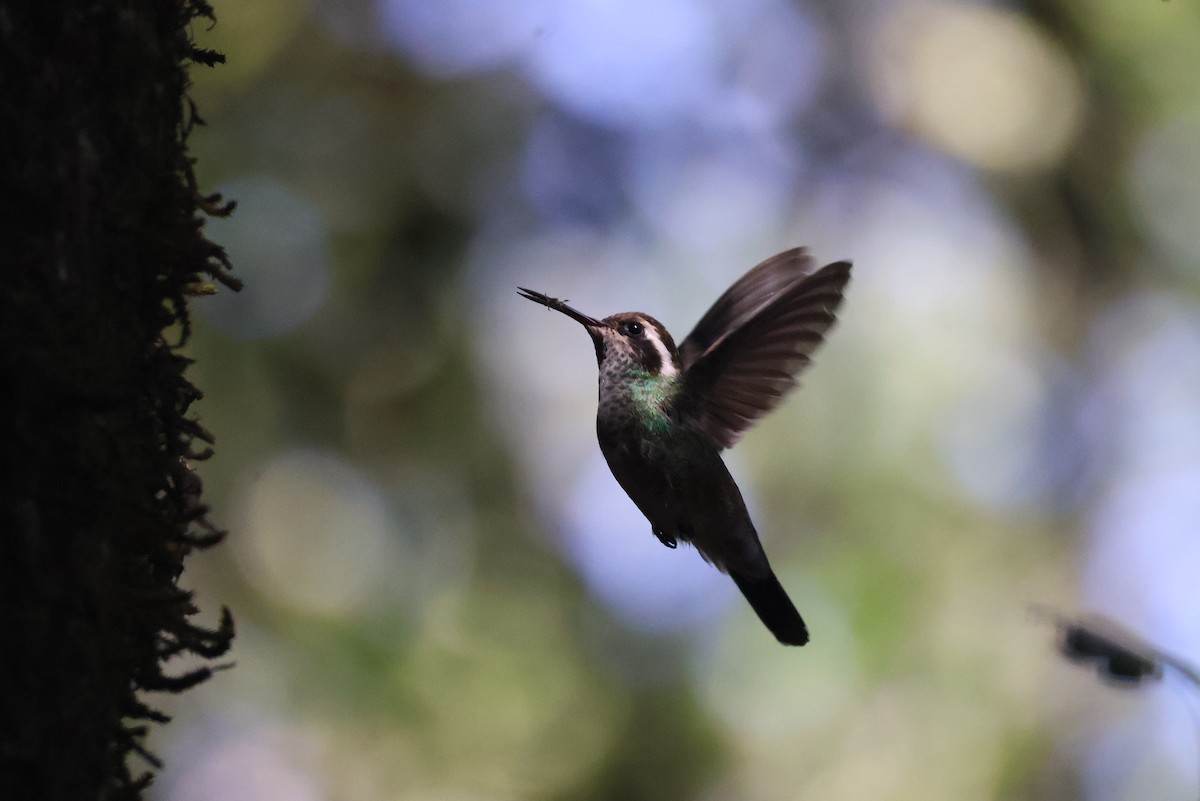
519,248 -> 851,645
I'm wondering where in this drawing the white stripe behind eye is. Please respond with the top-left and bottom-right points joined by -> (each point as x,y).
645,323 -> 679,377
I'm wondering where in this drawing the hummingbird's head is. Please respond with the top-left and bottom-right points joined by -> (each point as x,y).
599,312 -> 681,378
518,288 -> 681,377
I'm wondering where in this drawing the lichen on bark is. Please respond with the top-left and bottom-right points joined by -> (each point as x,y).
0,2 -> 238,798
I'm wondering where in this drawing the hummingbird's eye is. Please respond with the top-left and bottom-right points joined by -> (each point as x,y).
621,321 -> 644,337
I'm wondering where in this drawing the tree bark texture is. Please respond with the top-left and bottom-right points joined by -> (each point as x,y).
0,3 -> 237,799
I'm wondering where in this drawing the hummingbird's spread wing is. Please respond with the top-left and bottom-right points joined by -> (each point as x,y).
679,258 -> 851,449
678,248 -> 818,370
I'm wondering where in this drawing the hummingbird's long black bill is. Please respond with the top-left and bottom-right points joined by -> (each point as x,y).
517,287 -> 605,329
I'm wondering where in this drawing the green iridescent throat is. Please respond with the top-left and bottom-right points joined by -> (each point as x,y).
629,372 -> 678,434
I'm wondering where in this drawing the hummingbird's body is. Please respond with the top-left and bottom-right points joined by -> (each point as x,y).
520,248 -> 851,646
592,342 -> 758,570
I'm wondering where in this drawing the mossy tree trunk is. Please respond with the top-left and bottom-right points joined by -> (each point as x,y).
0,3 -> 238,799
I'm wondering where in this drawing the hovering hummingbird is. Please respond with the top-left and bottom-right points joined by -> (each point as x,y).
519,248 -> 851,645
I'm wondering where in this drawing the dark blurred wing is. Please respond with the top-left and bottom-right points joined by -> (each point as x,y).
678,248 -> 817,370
1036,608 -> 1200,687
680,259 -> 851,449
1058,617 -> 1163,684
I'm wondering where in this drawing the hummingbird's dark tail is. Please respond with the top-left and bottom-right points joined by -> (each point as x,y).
731,569 -> 809,646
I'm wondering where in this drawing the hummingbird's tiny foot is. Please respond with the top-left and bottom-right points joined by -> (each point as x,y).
652,527 -> 677,549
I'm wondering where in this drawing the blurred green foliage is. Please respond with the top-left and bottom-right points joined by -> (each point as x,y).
156,2 -> 1200,800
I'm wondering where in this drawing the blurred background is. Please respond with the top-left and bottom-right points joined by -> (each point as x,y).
157,0 -> 1200,799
